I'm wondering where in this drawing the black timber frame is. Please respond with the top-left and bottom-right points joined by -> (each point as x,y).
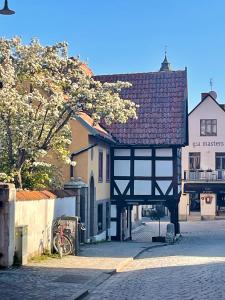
110,145 -> 181,239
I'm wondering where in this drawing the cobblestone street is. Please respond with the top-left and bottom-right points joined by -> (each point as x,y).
87,220 -> 225,300
1,220 -> 225,299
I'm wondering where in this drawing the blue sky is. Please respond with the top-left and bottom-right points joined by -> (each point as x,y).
1,0 -> 225,110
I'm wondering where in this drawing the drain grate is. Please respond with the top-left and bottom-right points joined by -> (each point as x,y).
55,274 -> 92,284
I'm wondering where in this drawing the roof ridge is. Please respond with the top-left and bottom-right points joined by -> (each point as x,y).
94,70 -> 186,77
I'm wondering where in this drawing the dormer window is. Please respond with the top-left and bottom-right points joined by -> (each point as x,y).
200,119 -> 217,136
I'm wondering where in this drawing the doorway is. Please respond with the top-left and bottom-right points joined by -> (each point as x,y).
89,176 -> 95,237
217,194 -> 225,214
189,193 -> 200,212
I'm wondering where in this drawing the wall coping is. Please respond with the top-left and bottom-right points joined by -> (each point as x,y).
16,189 -> 78,201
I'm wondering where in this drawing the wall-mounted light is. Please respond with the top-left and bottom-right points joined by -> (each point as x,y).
0,0 -> 15,15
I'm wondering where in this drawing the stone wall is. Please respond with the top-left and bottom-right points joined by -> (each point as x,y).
0,184 -> 16,267
15,191 -> 77,259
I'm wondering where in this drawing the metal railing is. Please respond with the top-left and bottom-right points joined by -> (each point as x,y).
184,170 -> 225,181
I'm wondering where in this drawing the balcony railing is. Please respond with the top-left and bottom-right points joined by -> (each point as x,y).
184,170 -> 225,181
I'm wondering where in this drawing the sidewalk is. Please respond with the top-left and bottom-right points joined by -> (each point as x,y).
0,229 -> 166,300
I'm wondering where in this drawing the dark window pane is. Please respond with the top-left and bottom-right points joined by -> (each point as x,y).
200,119 -> 217,136
98,151 -> 103,181
98,204 -> 103,233
189,153 -> 200,169
222,158 -> 225,170
216,157 -> 221,170
106,153 -> 110,182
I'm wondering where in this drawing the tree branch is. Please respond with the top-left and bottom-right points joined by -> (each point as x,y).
41,110 -> 72,149
40,107 -> 71,149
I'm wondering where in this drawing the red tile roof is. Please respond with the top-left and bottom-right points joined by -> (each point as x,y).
94,70 -> 188,145
77,112 -> 115,143
16,189 -> 78,201
16,190 -> 56,201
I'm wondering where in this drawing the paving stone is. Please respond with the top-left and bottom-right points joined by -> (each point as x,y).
86,220 -> 225,300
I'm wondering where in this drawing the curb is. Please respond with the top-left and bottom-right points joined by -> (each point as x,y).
72,288 -> 89,300
133,243 -> 167,259
74,242 -> 169,299
116,257 -> 134,272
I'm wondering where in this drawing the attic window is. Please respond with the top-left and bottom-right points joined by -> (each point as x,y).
200,119 -> 217,136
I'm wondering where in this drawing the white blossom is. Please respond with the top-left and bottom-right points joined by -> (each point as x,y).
0,37 -> 137,188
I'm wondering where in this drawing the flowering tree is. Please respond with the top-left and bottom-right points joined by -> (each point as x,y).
0,37 -> 137,189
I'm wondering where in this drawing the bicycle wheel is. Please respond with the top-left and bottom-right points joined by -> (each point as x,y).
53,235 -> 72,256
53,234 -> 61,253
61,235 -> 73,255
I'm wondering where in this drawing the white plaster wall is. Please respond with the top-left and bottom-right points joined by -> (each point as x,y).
156,148 -> 172,157
114,160 -> 130,176
134,180 -> 152,195
114,149 -> 131,156
179,194 -> 189,220
156,180 -> 172,195
200,193 -> 216,218
182,96 -> 225,172
111,205 -> 117,218
115,180 -> 130,194
110,221 -> 117,236
134,160 -> 151,176
15,197 -> 76,258
135,149 -> 152,156
156,161 -> 173,177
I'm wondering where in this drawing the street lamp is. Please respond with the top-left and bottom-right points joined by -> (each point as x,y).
0,0 -> 15,15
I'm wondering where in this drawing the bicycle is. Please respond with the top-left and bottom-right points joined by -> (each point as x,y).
52,219 -> 73,258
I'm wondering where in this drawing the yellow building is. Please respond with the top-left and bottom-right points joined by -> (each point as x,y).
65,112 -> 115,241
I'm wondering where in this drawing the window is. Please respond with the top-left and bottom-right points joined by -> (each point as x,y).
91,148 -> 94,160
106,152 -> 110,182
216,153 -> 225,170
200,119 -> 217,136
189,152 -> 200,170
97,203 -> 103,233
98,150 -> 103,182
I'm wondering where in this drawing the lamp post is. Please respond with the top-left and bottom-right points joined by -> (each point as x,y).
0,0 -> 15,15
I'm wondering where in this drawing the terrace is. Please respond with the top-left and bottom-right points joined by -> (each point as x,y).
184,170 -> 225,182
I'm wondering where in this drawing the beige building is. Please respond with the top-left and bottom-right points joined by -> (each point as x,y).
67,113 -> 114,242
180,91 -> 225,220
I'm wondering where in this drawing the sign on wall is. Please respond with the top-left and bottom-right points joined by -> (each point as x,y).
192,141 -> 224,148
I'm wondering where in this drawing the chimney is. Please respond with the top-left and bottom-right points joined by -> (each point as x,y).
201,93 -> 208,101
201,91 -> 217,101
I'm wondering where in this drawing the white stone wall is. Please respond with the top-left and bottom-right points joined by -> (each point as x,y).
182,96 -> 225,171
200,193 -> 216,219
15,196 -> 76,258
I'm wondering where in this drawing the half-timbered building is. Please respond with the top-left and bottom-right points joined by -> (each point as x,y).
94,56 -> 188,240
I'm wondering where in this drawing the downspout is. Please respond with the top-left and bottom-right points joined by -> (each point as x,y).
70,143 -> 98,178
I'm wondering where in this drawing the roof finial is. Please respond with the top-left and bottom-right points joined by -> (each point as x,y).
160,46 -> 171,71
210,78 -> 213,91
164,45 -> 167,56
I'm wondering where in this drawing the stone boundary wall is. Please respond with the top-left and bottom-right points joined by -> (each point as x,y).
15,190 -> 77,260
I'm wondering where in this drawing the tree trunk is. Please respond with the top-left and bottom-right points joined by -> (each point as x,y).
14,148 -> 27,189
14,169 -> 23,189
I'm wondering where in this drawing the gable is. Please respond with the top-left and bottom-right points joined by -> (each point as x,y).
189,96 -> 225,122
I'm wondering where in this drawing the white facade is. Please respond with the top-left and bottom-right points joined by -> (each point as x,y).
180,92 -> 225,220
